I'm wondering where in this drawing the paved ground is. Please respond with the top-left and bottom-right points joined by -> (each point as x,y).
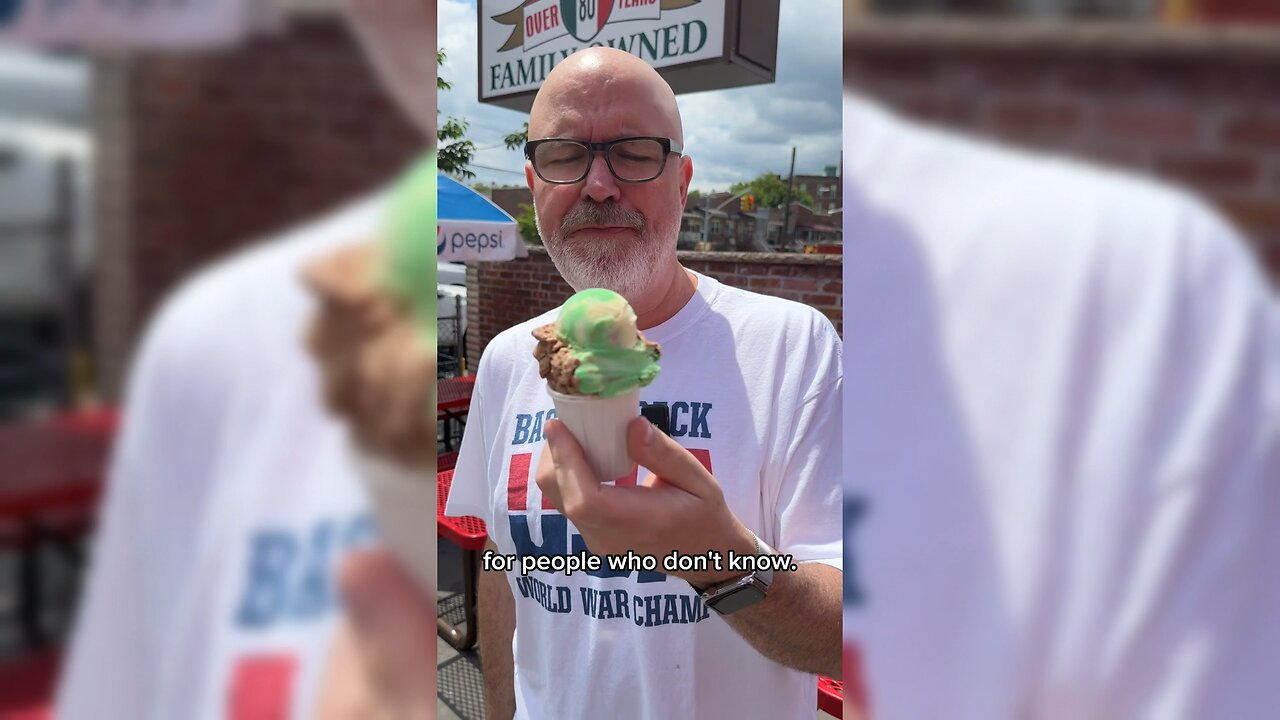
437,541 -> 484,720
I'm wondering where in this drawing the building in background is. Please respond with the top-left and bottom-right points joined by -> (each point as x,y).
88,4 -> 420,398
792,168 -> 843,216
846,9 -> 1280,282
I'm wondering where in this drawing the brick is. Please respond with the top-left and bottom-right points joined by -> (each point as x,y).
850,53 -> 940,87
1212,194 -> 1280,236
989,101 -> 1083,139
970,58 -> 1049,93
1078,144 -> 1154,174
1157,154 -> 1262,192
766,264 -> 805,277
95,18 -> 421,398
1221,114 -> 1280,149
895,94 -> 981,127
1099,105 -> 1200,145
780,278 -> 819,292
1263,241 -> 1280,280
1184,65 -> 1280,105
1058,61 -> 1149,98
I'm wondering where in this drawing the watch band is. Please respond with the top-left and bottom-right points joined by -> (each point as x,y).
696,532 -> 776,615
751,534 -> 775,587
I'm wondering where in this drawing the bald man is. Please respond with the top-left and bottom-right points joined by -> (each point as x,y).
443,48 -> 843,719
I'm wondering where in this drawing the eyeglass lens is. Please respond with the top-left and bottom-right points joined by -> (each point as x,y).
534,139 -> 667,182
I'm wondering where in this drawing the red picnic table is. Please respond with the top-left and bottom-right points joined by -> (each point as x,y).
435,467 -> 486,650
0,408 -> 117,648
0,650 -> 61,720
0,412 -> 113,520
437,375 -> 476,452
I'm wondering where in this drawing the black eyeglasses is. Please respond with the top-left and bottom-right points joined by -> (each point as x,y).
524,136 -> 683,184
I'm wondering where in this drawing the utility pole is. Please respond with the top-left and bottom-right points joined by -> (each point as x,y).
782,146 -> 796,251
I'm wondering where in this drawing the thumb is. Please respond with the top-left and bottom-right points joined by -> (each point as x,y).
625,416 -> 717,498
337,549 -> 435,710
543,419 -> 605,512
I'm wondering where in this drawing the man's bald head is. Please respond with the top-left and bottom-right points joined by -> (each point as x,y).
523,48 -> 693,311
528,48 -> 683,144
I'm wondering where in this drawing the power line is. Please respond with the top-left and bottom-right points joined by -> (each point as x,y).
470,163 -> 524,175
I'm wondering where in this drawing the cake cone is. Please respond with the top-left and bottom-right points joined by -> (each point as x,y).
548,387 -> 639,482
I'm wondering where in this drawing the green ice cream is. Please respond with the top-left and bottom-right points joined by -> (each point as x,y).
379,150 -> 437,343
556,288 -> 661,397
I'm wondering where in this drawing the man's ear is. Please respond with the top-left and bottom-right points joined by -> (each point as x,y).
678,154 -> 694,206
525,161 -> 536,191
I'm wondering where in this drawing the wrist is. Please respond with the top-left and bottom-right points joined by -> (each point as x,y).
685,524 -> 760,589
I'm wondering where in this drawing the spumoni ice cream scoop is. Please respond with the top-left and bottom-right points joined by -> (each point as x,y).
533,288 -> 662,481
533,288 -> 661,397
379,151 -> 437,342
353,149 -> 437,598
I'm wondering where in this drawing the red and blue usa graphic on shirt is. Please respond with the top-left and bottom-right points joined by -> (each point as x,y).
503,398 -> 716,626
225,512 -> 376,719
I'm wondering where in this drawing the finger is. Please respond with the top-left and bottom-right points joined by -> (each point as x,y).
336,549 -> 435,712
385,338 -> 437,469
301,243 -> 380,307
543,419 -> 608,518
534,440 -> 563,511
625,416 -> 718,498
313,620 -> 377,720
307,315 -> 360,417
372,328 -> 435,469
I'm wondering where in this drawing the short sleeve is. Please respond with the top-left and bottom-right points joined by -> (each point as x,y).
1032,201 -> 1280,718
770,313 -> 843,569
57,290 -> 226,718
55,426 -> 153,719
1106,209 -> 1275,715
443,336 -> 505,524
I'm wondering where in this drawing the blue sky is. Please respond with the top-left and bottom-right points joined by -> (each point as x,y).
439,0 -> 842,193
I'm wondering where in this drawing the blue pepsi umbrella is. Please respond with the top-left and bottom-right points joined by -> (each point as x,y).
437,172 -> 520,262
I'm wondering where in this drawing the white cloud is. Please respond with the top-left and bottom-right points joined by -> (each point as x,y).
439,0 -> 842,192
439,0 -> 530,188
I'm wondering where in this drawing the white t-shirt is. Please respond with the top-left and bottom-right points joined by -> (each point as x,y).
842,94 -> 1280,718
446,272 -> 843,720
56,193 -> 389,720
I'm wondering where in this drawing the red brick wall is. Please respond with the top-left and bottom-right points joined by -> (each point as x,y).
94,15 -> 422,397
464,247 -> 842,363
845,21 -> 1280,280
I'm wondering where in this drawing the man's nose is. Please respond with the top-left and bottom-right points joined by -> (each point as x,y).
580,152 -> 622,204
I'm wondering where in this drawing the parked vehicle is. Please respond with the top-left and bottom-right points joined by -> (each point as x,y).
437,261 -> 467,374
0,49 -> 92,415
0,119 -> 92,314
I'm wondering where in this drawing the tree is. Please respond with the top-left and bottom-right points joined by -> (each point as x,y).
729,172 -> 814,209
516,203 -> 541,245
687,189 -> 703,203
504,122 -> 529,150
438,49 -> 476,179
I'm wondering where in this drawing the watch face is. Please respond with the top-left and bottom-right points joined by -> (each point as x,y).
709,584 -> 766,615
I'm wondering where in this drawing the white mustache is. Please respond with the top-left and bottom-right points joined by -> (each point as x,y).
561,202 -> 646,235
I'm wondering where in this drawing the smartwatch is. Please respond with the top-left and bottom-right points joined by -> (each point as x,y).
696,533 -> 776,616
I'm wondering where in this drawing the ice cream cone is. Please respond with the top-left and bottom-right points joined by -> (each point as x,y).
548,387 -> 639,482
350,447 -> 437,595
